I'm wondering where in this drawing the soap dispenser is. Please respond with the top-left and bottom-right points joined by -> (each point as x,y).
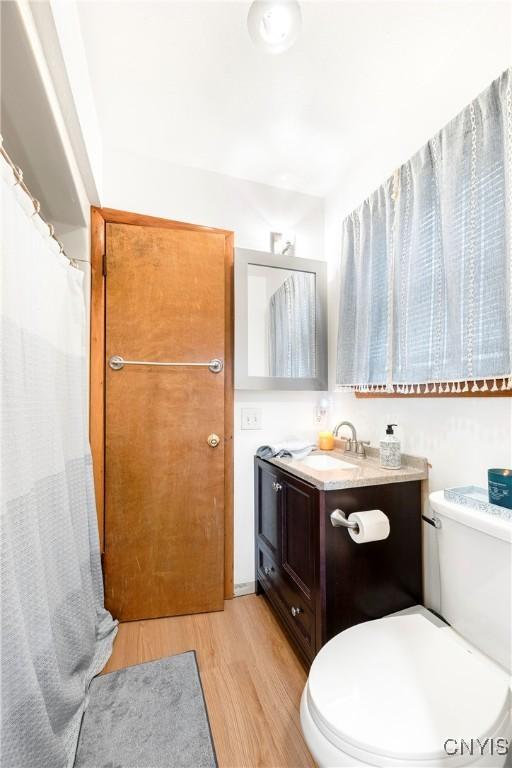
380,424 -> 401,469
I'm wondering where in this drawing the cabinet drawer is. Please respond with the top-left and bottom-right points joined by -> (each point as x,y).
278,572 -> 316,659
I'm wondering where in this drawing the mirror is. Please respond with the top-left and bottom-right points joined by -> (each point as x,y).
235,248 -> 327,390
247,264 -> 316,378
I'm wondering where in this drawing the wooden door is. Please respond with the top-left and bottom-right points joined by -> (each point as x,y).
104,221 -> 229,621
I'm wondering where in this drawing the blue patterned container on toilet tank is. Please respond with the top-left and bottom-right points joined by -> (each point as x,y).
488,469 -> 512,510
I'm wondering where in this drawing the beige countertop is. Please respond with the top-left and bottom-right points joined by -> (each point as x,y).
266,447 -> 429,491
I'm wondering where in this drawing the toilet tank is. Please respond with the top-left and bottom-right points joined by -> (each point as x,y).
429,490 -> 512,672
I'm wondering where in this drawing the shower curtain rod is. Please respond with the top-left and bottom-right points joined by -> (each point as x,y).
0,135 -> 87,268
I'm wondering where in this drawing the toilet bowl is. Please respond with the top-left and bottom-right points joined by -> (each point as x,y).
300,491 -> 512,767
300,611 -> 511,767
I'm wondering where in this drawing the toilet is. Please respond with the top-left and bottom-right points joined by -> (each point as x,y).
300,490 -> 512,767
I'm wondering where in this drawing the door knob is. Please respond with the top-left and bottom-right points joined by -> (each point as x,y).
207,433 -> 220,448
291,606 -> 302,618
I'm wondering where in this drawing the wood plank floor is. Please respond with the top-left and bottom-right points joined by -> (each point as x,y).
103,594 -> 314,768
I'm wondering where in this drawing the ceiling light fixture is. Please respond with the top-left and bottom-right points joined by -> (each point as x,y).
247,0 -> 302,55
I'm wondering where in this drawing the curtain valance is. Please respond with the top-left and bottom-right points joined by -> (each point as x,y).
336,68 -> 512,393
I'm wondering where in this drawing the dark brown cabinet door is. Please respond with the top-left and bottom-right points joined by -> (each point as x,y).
255,461 -> 282,560
281,476 -> 317,603
255,459 -> 318,664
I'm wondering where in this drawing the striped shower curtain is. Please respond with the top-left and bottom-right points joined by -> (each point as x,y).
269,271 -> 316,378
0,155 -> 117,767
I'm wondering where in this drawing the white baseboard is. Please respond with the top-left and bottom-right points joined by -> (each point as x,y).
234,581 -> 256,597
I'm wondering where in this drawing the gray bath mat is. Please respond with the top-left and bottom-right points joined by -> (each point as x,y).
74,651 -> 217,768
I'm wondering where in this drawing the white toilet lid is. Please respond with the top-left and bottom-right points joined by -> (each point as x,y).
307,614 -> 510,763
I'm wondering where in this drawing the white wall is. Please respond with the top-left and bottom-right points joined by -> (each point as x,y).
247,265 -> 296,377
102,144 -> 326,590
247,272 -> 269,377
325,53 -> 512,611
101,12 -> 511,605
332,394 -> 510,609
10,0 -> 512,612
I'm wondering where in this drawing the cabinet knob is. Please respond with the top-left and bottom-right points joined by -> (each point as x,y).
263,565 -> 274,576
291,606 -> 302,618
272,481 -> 282,492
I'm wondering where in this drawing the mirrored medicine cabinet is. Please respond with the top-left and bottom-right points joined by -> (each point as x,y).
234,248 -> 327,390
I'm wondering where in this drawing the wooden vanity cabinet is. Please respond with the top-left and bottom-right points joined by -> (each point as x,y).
255,461 -> 319,663
254,457 -> 423,667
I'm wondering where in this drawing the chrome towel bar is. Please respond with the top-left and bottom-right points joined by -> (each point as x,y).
109,355 -> 224,373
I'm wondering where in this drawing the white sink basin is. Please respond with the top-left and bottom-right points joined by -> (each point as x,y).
299,455 -> 357,471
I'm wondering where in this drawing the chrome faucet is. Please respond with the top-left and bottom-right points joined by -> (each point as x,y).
333,420 -> 357,448
333,421 -> 370,458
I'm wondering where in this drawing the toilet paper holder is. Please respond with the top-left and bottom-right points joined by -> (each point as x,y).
330,508 -> 359,532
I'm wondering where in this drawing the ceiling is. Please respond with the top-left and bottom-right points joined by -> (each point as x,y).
77,1 -> 511,197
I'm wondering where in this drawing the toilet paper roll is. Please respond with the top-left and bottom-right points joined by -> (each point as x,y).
348,509 -> 390,543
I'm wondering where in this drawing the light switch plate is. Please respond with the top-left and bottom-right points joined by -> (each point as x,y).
241,407 -> 262,430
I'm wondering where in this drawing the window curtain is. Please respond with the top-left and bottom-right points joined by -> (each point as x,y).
269,271 -> 316,377
1,155 -> 117,767
337,67 -> 511,393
